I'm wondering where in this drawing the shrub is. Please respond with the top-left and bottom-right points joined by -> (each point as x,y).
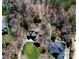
20,20 -> 28,30
33,0 -> 37,4
2,5 -> 9,16
64,2 -> 71,11
70,0 -> 76,5
50,0 -> 60,7
68,16 -> 75,24
51,35 -> 56,42
33,15 -> 41,23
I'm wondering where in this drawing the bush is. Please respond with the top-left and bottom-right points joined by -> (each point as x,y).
70,0 -> 76,5
68,16 -> 75,24
39,0 -> 43,4
33,0 -> 37,4
2,5 -> 9,16
20,20 -> 28,30
50,0 -> 60,7
33,15 -> 41,23
44,0 -> 48,4
11,53 -> 17,59
51,35 -> 56,42
64,2 -> 71,11
68,16 -> 76,34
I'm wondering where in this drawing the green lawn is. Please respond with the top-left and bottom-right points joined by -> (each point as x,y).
22,42 -> 41,59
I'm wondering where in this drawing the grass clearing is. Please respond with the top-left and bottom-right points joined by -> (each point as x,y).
22,42 -> 41,59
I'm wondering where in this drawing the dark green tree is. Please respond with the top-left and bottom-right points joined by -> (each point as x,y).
33,0 -> 37,4
64,2 -> 71,11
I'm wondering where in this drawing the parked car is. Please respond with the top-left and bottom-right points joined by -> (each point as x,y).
2,16 -> 7,35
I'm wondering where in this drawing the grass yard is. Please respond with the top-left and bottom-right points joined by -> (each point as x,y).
22,42 -> 41,59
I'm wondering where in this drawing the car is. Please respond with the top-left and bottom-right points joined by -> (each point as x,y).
2,16 -> 8,35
